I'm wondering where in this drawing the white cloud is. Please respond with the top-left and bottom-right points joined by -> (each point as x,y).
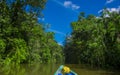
98,6 -> 120,13
98,6 -> 120,18
107,6 -> 120,13
104,14 -> 110,17
48,29 -> 66,36
64,1 -> 72,8
51,0 -> 79,13
64,1 -> 80,10
106,0 -> 114,4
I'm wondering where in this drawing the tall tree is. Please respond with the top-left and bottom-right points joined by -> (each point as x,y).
0,0 -> 63,66
64,10 -> 120,68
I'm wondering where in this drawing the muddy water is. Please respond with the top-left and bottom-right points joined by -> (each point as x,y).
0,64 -> 120,75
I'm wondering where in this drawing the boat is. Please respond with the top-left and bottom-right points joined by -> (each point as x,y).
54,65 -> 78,75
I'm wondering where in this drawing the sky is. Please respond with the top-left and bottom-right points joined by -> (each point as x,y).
39,0 -> 120,45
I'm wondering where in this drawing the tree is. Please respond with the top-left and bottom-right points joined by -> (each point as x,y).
64,10 -> 120,69
0,0 -> 63,66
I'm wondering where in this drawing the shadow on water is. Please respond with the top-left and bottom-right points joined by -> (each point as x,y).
0,64 -> 120,75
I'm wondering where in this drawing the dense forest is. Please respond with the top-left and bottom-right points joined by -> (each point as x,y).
0,0 -> 120,70
64,11 -> 120,69
0,0 -> 63,66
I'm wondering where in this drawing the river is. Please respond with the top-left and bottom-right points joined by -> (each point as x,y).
0,64 -> 120,75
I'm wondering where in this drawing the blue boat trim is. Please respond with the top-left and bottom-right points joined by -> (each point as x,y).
54,65 -> 78,75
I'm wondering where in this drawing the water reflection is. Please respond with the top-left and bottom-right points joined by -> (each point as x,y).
0,64 -> 120,75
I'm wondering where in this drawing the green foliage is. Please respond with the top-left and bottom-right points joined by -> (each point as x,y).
64,11 -> 120,69
5,39 -> 28,64
0,39 -> 6,54
0,0 -> 63,66
0,39 -> 6,63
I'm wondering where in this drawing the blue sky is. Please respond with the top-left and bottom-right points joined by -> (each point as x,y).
40,0 -> 120,45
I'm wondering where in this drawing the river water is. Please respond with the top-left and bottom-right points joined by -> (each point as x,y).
0,64 -> 120,75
